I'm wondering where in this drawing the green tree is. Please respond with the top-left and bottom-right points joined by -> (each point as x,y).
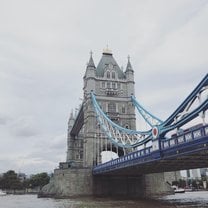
0,170 -> 22,190
29,172 -> 50,189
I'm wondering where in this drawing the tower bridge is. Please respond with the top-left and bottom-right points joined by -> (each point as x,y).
41,49 -> 208,198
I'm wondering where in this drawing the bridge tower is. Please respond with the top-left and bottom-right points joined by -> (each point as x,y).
40,49 -> 185,198
82,48 -> 136,167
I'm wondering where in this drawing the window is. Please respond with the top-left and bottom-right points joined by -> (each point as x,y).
108,102 -> 116,113
122,106 -> 125,114
112,72 -> 115,79
107,71 -> 110,79
112,82 -> 116,89
117,83 -> 121,89
107,81 -> 111,88
102,82 -> 105,88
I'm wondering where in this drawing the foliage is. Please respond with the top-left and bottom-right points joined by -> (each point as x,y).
29,172 -> 50,189
0,170 -> 50,190
0,170 -> 22,190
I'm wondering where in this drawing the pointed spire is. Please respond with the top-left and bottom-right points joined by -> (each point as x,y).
126,55 -> 133,72
69,109 -> 74,119
68,109 -> 75,128
87,51 -> 95,68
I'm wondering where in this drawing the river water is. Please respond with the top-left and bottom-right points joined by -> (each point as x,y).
0,191 -> 208,208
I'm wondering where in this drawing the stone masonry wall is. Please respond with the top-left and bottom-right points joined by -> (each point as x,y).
40,168 -> 92,197
144,172 -> 174,198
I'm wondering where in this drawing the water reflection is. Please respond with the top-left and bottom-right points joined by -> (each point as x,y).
161,191 -> 208,207
0,192 -> 208,208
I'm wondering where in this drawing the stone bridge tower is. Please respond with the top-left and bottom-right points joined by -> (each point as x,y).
75,48 -> 136,167
66,48 -> 136,168
41,49 -> 177,198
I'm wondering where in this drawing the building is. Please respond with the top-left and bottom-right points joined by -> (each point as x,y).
40,48 -> 177,198
66,48 -> 136,168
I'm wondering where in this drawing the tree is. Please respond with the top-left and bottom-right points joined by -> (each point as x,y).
29,172 -> 50,189
0,170 -> 22,190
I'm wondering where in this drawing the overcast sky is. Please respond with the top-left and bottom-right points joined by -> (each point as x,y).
0,0 -> 207,175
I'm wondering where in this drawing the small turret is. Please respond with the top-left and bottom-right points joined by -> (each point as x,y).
125,55 -> 135,96
66,109 -> 75,162
84,51 -> 96,77
87,51 -> 95,68
126,55 -> 134,72
68,110 -> 75,135
125,55 -> 134,81
83,51 -> 96,93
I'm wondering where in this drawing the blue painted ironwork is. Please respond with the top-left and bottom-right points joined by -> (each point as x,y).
131,96 -> 163,127
159,74 -> 208,135
91,74 -> 208,149
93,124 -> 208,175
91,92 -> 152,148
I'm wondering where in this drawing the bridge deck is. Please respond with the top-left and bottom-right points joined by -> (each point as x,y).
93,124 -> 208,175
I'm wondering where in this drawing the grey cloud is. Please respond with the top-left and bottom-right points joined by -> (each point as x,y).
0,115 -> 11,125
0,0 -> 207,174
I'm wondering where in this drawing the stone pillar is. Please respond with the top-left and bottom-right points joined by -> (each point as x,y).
83,97 -> 97,167
144,172 -> 174,198
93,175 -> 144,197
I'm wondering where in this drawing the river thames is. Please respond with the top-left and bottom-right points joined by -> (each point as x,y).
0,191 -> 208,208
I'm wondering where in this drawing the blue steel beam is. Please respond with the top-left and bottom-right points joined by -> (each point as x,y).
93,124 -> 208,175
161,73 -> 208,127
91,74 -> 208,149
131,96 -> 163,127
161,99 -> 208,135
91,92 -> 151,135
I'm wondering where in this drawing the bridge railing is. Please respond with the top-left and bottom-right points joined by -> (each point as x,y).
161,124 -> 208,150
93,146 -> 153,174
93,124 -> 208,175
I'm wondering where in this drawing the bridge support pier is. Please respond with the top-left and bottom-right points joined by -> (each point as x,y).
93,175 -> 144,198
93,172 -> 174,198
40,169 -> 174,198
39,168 -> 93,197
144,172 -> 174,198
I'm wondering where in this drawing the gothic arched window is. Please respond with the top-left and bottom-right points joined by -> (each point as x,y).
102,81 -> 105,88
107,81 -> 111,88
112,82 -> 116,89
112,72 -> 115,79
122,106 -> 125,114
107,71 -> 110,79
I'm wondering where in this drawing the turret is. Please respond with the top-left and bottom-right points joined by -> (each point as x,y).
83,51 -> 96,94
66,110 -> 75,162
68,110 -> 75,133
125,55 -> 134,80
125,56 -> 135,96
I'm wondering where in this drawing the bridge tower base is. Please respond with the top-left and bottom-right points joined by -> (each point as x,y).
39,168 -> 93,197
40,169 -> 174,198
144,172 -> 174,198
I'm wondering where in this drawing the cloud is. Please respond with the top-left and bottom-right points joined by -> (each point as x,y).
0,0 -> 207,174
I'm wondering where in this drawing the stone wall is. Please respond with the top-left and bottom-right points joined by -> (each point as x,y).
93,175 -> 144,198
40,168 -> 175,198
40,168 -> 92,197
144,172 -> 174,198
